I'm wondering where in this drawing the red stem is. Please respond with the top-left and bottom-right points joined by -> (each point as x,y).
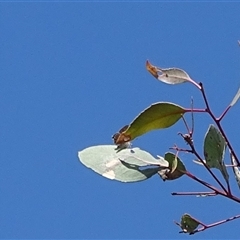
184,170 -> 240,204
192,214 -> 240,234
200,82 -> 240,167
218,105 -> 231,122
190,145 -> 228,193
172,191 -> 217,196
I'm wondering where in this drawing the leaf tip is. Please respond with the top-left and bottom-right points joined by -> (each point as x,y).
146,60 -> 159,78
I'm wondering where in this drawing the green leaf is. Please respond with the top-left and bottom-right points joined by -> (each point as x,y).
158,152 -> 186,180
229,87 -> 240,107
204,125 -> 229,183
115,102 -> 186,144
230,151 -> 240,189
180,214 -> 199,234
78,145 -> 166,182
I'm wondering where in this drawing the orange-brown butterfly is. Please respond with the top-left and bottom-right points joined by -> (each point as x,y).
112,125 -> 131,152
112,125 -> 129,144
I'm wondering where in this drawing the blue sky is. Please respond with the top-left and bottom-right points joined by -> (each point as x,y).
1,2 -> 240,239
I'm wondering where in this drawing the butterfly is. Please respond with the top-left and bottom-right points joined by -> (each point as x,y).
112,125 -> 129,144
112,125 -> 131,152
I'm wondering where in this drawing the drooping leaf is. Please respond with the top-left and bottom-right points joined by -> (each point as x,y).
158,152 -> 186,180
204,125 -> 229,183
230,151 -> 240,189
229,87 -> 240,107
78,145 -> 167,182
146,60 -> 192,84
180,214 -> 199,234
115,102 -> 186,144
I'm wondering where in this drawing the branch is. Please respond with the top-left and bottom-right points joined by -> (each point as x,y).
184,170 -> 240,204
199,82 -> 240,166
191,214 -> 240,234
172,191 -> 217,197
188,142 -> 228,193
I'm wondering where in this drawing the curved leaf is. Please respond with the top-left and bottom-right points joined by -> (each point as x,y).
78,145 -> 166,182
146,60 -> 201,89
158,152 -> 186,181
204,125 -> 229,183
230,87 -> 240,107
115,102 -> 186,144
146,60 -> 192,84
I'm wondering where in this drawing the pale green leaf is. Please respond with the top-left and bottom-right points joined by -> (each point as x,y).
146,60 -> 192,84
146,60 -> 201,89
78,145 -> 165,182
159,68 -> 191,84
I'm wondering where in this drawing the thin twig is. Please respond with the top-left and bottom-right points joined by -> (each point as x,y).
190,145 -> 228,194
184,170 -> 240,204
217,105 -> 231,122
192,214 -> 240,234
172,191 -> 217,197
200,82 -> 240,165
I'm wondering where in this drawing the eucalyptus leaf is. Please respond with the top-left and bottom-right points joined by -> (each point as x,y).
158,152 -> 186,181
146,60 -> 192,84
78,145 -> 165,182
204,125 -> 229,183
114,102 -> 186,144
180,214 -> 199,234
159,68 -> 191,84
